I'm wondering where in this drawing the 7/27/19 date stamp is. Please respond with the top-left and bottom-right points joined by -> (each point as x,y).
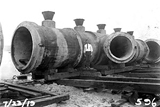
3,99 -> 35,107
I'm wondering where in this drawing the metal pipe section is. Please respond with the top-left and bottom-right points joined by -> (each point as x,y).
11,21 -> 83,74
126,31 -> 149,63
11,13 -> 100,74
97,24 -> 106,34
145,39 -> 160,63
42,11 -> 56,28
103,29 -> 137,63
0,23 -> 3,65
128,39 -> 149,63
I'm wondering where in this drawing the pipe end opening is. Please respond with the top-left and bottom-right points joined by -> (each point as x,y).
146,41 -> 160,63
11,27 -> 33,69
110,36 -> 133,60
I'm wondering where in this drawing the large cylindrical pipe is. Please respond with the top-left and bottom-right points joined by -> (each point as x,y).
145,39 -> 160,63
126,31 -> 149,63
103,29 -> 137,63
0,23 -> 3,65
11,21 -> 83,74
11,20 -> 101,74
129,39 -> 149,63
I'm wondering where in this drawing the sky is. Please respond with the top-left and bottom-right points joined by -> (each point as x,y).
0,0 -> 160,79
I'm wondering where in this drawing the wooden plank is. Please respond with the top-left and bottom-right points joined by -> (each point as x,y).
57,79 -> 160,94
45,71 -> 80,80
1,82 -> 56,96
77,76 -> 160,83
117,73 -> 160,78
8,86 -> 42,96
101,66 -> 137,75
135,68 -> 160,72
0,87 -> 8,91
0,83 -> 4,87
29,95 -> 51,100
132,68 -> 160,73
80,71 -> 101,77
32,94 -> 69,107
45,70 -> 102,81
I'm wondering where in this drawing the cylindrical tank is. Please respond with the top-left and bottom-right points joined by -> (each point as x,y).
0,23 -> 3,65
11,21 -> 83,73
11,13 -> 100,74
103,28 -> 137,64
145,39 -> 160,63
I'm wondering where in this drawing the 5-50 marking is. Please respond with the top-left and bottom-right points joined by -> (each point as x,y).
3,98 -> 35,107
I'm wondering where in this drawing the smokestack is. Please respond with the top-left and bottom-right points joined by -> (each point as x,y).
114,28 -> 121,32
97,24 -> 106,34
42,11 -> 55,20
97,24 -> 106,30
127,31 -> 134,36
42,11 -> 56,28
74,18 -> 84,26
74,18 -> 85,32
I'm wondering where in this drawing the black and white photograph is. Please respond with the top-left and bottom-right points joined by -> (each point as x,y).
0,0 -> 160,107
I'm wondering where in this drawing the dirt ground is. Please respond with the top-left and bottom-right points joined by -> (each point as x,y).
2,79 -> 139,107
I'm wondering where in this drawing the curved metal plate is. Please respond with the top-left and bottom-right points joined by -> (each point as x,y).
0,23 -> 4,65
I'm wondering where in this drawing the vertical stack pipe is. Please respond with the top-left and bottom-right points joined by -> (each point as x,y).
0,23 -> 3,65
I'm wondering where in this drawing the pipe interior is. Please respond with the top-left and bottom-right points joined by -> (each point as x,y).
146,41 -> 160,61
110,36 -> 133,59
12,27 -> 32,68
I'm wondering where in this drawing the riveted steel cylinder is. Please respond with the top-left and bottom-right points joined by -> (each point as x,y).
103,32 -> 137,63
0,23 -> 3,65
11,21 -> 83,73
11,21 -> 101,74
129,39 -> 149,63
145,39 -> 160,63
